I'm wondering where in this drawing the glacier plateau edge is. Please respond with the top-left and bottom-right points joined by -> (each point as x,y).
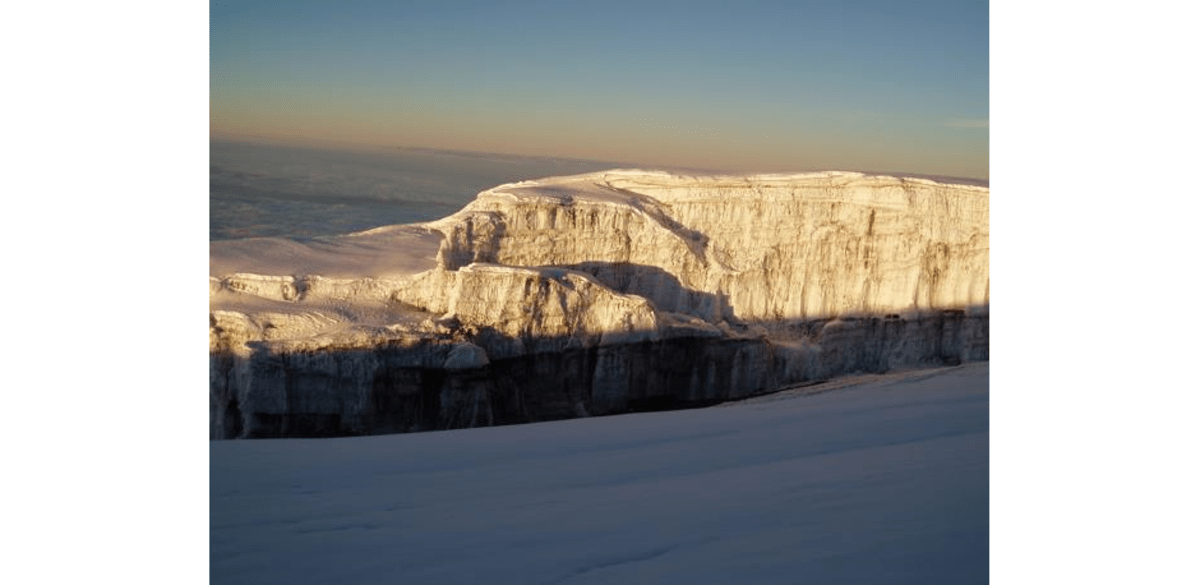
210,170 -> 988,438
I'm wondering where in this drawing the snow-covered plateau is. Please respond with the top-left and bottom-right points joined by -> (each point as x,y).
210,170 -> 988,438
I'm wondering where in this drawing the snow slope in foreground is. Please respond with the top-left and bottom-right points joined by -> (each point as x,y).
211,362 -> 988,584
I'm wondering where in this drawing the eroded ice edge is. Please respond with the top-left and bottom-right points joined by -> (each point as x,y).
210,169 -> 988,438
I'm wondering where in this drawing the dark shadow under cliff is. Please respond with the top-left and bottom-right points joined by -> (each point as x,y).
211,306 -> 988,440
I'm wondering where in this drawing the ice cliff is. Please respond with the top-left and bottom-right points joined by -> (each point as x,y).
210,170 -> 988,439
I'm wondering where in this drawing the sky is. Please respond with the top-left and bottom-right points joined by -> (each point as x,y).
211,0 -> 988,179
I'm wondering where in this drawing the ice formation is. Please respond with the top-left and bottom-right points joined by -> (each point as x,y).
210,170 -> 989,438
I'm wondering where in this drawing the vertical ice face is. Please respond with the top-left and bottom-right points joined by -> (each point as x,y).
210,170 -> 988,438
428,170 -> 988,321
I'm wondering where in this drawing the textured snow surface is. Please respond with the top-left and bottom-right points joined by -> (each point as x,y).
210,363 -> 988,584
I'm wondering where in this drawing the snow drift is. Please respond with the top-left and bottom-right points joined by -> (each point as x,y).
210,170 -> 989,438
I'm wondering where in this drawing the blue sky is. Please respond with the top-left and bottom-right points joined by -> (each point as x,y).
211,0 -> 988,178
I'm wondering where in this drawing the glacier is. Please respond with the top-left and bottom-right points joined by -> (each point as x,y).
210,169 -> 989,439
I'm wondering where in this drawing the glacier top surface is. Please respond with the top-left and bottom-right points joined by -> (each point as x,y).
210,223 -> 442,279
478,169 -> 988,205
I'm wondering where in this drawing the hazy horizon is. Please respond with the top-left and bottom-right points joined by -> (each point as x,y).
213,134 -> 990,184
209,137 -> 633,240
211,0 -> 988,180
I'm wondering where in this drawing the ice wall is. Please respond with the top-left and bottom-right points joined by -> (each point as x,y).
210,170 -> 988,438
432,170 -> 988,319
